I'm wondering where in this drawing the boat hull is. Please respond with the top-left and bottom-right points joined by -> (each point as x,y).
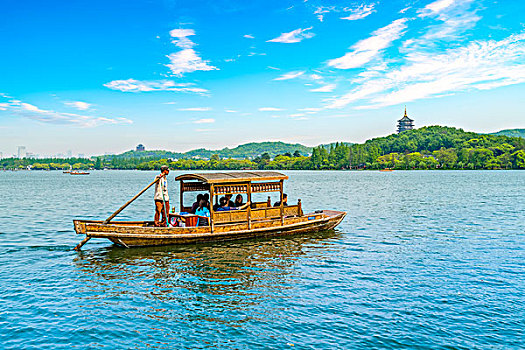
74,210 -> 346,248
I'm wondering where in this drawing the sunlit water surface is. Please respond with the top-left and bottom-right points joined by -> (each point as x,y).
0,170 -> 524,349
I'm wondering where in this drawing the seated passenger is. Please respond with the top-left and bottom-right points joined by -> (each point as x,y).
216,197 -> 236,211
190,194 -> 204,214
225,193 -> 235,207
203,193 -> 210,209
195,199 -> 210,226
274,193 -> 288,207
213,196 -> 225,211
234,194 -> 244,207
217,197 -> 251,211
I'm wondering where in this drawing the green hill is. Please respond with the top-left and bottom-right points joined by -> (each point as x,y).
107,141 -> 312,161
3,126 -> 524,170
489,129 -> 525,138
336,125 -> 525,169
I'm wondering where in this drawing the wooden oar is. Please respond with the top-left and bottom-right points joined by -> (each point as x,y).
74,177 -> 161,251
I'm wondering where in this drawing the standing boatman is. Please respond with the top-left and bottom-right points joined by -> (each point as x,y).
154,165 -> 170,227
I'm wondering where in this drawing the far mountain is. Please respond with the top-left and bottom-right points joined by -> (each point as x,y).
489,129 -> 525,138
108,141 -> 312,160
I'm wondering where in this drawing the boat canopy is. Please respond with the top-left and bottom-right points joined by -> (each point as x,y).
175,171 -> 288,184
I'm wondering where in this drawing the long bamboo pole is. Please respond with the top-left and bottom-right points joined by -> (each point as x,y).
74,177 -> 161,251
104,177 -> 161,224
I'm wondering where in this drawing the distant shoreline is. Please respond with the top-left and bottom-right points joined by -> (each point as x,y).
2,126 -> 524,171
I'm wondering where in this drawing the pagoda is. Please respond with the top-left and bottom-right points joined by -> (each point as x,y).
397,106 -> 414,133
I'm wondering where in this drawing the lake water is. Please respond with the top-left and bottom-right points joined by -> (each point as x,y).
0,170 -> 523,349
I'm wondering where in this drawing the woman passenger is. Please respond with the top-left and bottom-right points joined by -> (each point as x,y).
195,199 -> 210,226
234,194 -> 244,207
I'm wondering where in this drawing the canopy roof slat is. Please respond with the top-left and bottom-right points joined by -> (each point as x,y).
175,171 -> 288,184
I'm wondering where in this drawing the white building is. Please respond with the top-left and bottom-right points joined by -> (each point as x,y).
17,146 -> 26,159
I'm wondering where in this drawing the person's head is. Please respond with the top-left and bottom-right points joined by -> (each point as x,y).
235,194 -> 243,204
160,165 -> 169,175
225,193 -> 232,200
198,199 -> 207,209
219,197 -> 228,207
282,193 -> 288,203
203,193 -> 209,201
196,194 -> 203,202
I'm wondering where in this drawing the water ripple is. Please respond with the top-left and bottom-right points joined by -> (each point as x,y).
0,170 -> 524,349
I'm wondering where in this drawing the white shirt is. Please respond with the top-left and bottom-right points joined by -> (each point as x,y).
154,175 -> 169,201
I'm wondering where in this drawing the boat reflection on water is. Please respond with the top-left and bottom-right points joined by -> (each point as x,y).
72,230 -> 343,329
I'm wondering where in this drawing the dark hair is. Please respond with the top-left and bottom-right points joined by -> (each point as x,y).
203,193 -> 209,200
235,194 -> 243,203
196,194 -> 203,202
160,165 -> 169,172
282,193 -> 287,199
198,199 -> 207,209
219,197 -> 227,206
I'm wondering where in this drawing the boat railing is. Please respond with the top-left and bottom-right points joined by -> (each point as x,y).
213,204 -> 302,225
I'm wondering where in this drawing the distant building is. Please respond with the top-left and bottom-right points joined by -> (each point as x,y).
17,146 -> 26,159
136,144 -> 145,151
397,107 -> 414,133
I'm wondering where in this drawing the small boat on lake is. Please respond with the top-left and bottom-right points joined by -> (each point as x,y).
70,171 -> 90,175
73,171 -> 346,249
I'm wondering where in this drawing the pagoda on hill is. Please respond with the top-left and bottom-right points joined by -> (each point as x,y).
397,106 -> 414,133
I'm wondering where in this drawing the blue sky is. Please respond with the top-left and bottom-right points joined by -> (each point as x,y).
1,0 -> 524,156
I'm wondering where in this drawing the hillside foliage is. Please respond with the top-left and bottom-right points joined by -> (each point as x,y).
2,126 -> 525,170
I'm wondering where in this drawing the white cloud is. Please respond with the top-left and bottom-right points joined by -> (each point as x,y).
2,99 -> 132,127
341,4 -> 375,21
169,28 -> 196,49
193,118 -> 215,124
178,107 -> 211,111
418,0 -> 456,17
298,107 -> 322,113
104,79 -> 208,94
267,27 -> 314,43
310,84 -> 336,92
243,34 -> 255,39
274,71 -> 305,80
290,113 -> 305,117
326,32 -> 525,109
310,74 -> 323,80
328,18 -> 408,69
225,109 -> 238,113
411,0 -> 479,45
64,101 -> 91,111
166,49 -> 218,76
259,107 -> 284,111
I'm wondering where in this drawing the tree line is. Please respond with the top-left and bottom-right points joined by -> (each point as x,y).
2,126 -> 524,170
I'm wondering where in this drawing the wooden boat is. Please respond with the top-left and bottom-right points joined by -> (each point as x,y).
73,171 -> 346,249
379,169 -> 394,172
70,171 -> 90,175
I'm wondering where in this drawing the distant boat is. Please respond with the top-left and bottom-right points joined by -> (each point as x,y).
70,171 -> 90,175
63,171 -> 71,174
379,169 -> 394,172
